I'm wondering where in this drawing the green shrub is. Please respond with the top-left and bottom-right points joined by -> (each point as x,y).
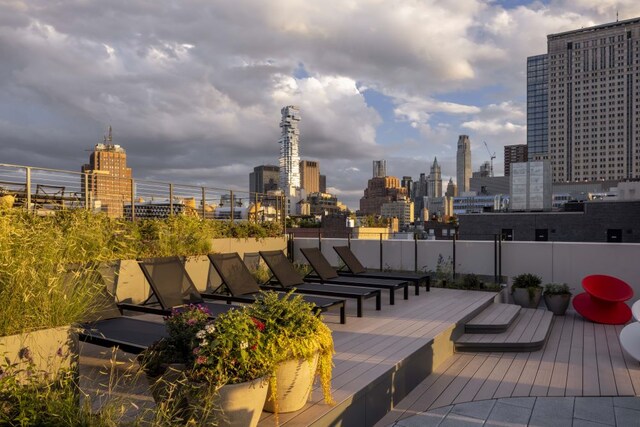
512,273 -> 542,289
543,283 -> 571,295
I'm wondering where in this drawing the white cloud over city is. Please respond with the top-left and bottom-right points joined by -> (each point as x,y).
1,0 -> 640,208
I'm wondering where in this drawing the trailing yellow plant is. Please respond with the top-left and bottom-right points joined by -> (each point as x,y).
247,291 -> 335,416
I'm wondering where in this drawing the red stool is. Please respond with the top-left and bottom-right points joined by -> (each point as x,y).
573,275 -> 633,324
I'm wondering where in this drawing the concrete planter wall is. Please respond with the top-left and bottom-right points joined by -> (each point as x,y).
116,237 -> 287,303
0,325 -> 78,380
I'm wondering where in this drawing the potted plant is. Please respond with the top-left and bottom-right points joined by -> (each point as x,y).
543,283 -> 572,315
190,307 -> 273,427
141,305 -> 273,427
511,273 -> 543,308
247,291 -> 334,415
140,304 -> 211,404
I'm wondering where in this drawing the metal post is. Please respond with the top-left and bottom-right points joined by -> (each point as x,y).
169,184 -> 174,216
452,234 -> 457,280
229,190 -> 234,224
254,191 -> 258,224
414,232 -> 418,273
347,231 -> 351,248
379,233 -> 383,271
498,234 -> 503,283
493,234 -> 499,284
202,188 -> 207,220
318,231 -> 322,251
84,173 -> 89,210
25,167 -> 31,212
130,179 -> 135,221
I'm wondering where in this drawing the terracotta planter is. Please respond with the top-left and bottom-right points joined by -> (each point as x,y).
544,293 -> 571,315
264,353 -> 319,413
511,287 -> 542,309
214,376 -> 269,427
0,325 -> 78,381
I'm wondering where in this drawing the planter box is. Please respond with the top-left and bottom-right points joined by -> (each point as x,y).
0,325 -> 78,380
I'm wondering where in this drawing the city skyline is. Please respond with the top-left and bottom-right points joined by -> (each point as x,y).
2,2 -> 640,210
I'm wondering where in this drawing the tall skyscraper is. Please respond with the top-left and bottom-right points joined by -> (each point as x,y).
504,144 -> 528,176
456,135 -> 472,193
81,126 -> 132,217
428,157 -> 442,198
300,160 -> 320,193
319,175 -> 327,193
373,160 -> 387,178
526,54 -> 549,161
534,18 -> 640,182
278,105 -> 301,195
249,165 -> 280,195
401,176 -> 413,195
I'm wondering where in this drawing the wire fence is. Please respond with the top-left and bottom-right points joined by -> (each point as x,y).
0,163 -> 286,227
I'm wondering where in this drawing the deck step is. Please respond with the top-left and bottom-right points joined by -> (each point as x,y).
455,308 -> 554,352
464,303 -> 521,333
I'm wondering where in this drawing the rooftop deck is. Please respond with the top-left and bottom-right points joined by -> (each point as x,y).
79,288 -> 640,426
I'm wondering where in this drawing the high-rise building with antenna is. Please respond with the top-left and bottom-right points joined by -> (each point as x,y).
81,126 -> 132,218
278,106 -> 301,196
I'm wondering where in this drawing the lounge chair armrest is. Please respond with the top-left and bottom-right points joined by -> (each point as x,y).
117,303 -> 167,316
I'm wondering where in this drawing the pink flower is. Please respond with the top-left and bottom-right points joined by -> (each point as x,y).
196,356 -> 207,364
187,318 -> 197,325
193,347 -> 200,355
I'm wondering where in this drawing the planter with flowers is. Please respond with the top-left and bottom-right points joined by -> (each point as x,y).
543,283 -> 572,315
140,304 -> 273,427
247,291 -> 335,414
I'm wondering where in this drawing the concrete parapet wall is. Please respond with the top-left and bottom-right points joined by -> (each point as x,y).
293,238 -> 640,305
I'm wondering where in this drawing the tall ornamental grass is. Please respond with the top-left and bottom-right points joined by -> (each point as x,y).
0,209 -> 282,336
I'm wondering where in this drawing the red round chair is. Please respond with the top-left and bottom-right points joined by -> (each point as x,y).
573,275 -> 633,324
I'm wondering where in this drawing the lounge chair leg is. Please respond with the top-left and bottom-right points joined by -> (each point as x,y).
390,289 -> 395,305
404,284 -> 409,300
357,298 -> 363,317
340,304 -> 346,324
415,282 -> 420,296
376,293 -> 381,310
426,277 -> 431,292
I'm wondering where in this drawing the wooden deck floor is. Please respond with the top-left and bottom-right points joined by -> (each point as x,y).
377,311 -> 640,426
79,288 -> 497,426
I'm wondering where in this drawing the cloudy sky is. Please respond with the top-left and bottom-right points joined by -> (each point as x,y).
2,0 -> 640,209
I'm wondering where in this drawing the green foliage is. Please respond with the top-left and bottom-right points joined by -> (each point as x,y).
360,215 -> 389,228
434,254 -> 453,285
250,264 -> 272,284
543,283 -> 572,295
141,305 -> 211,376
512,273 -> 543,290
461,274 -> 483,289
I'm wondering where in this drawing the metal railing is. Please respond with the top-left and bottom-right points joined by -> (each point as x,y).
0,163 -> 286,228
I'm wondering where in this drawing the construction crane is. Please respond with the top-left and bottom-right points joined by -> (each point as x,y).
483,141 -> 496,177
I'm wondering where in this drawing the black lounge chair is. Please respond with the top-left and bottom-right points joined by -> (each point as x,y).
137,256 -> 238,318
76,266 -> 169,355
206,253 -> 348,324
300,247 -> 411,305
259,250 -> 382,318
333,245 -> 431,293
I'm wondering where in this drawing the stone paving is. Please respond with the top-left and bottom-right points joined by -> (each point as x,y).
391,396 -> 640,427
